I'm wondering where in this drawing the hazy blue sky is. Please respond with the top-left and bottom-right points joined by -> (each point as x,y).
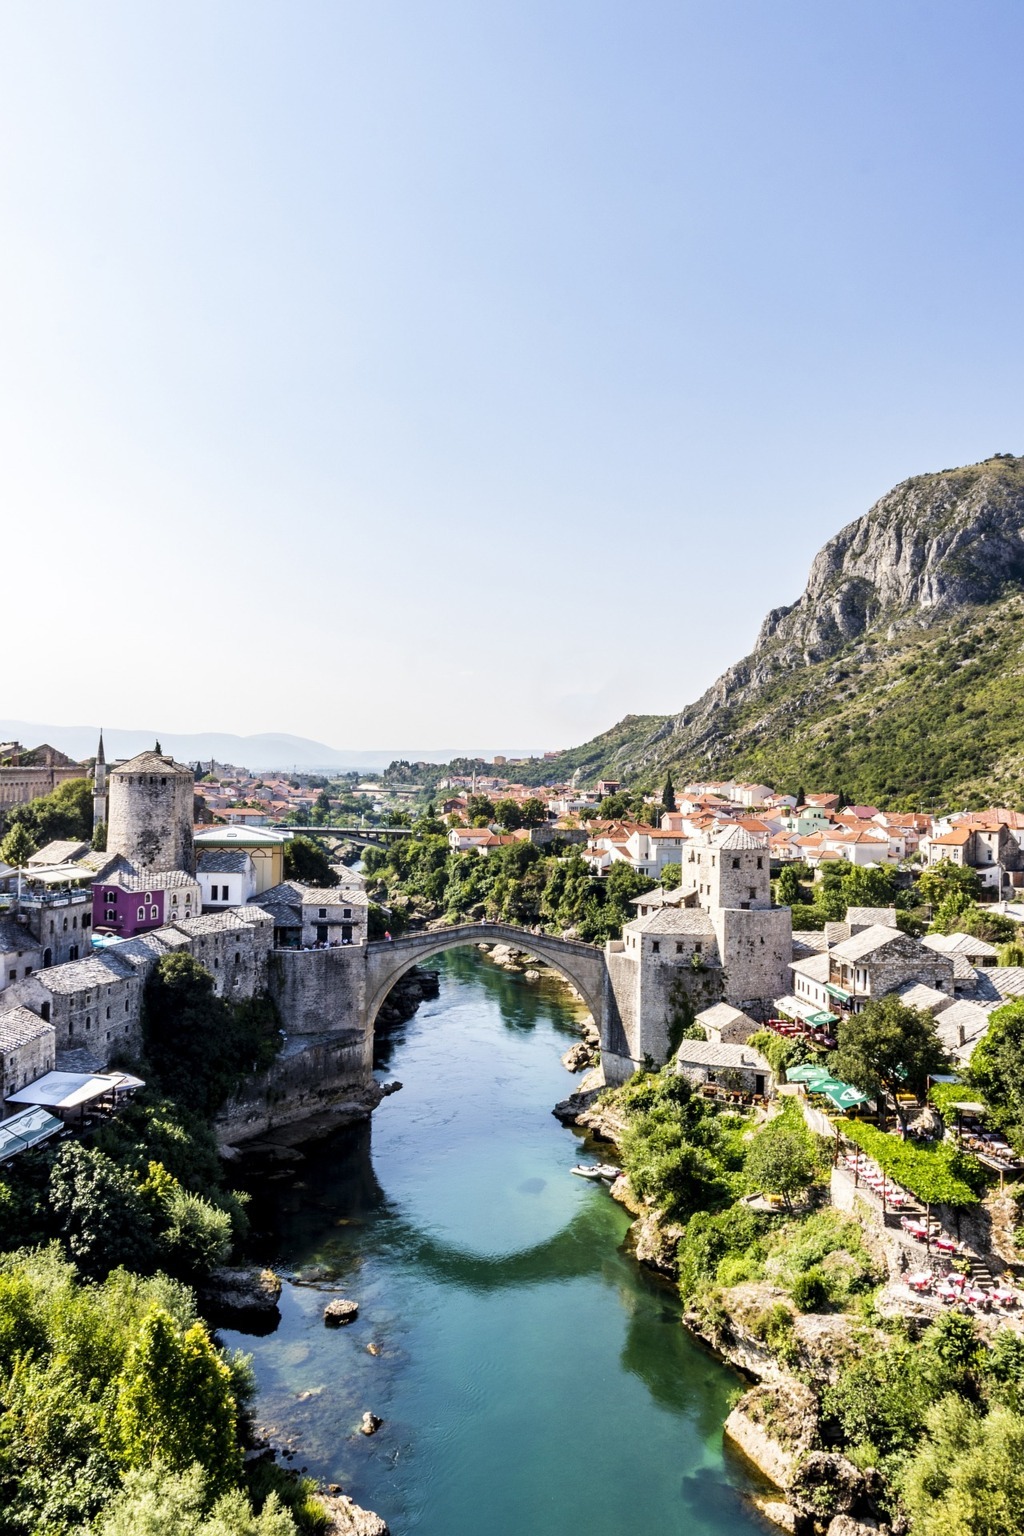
3,2 -> 1023,752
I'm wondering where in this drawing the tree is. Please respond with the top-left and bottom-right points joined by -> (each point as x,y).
465,794 -> 495,827
744,1114 -> 815,1209
519,797 -> 548,828
493,798 -> 523,831
970,998 -> 1024,1151
142,953 -> 280,1116
998,941 -> 1024,967
917,860 -> 982,908
282,834 -> 337,887
0,822 -> 37,867
775,865 -> 802,906
112,1309 -> 241,1491
830,996 -> 946,1130
92,819 -> 107,852
929,888 -> 975,934
97,1466 -> 298,1535
662,772 -> 677,814
900,1397 -> 1024,1536
49,1142 -> 156,1277
660,862 -> 682,891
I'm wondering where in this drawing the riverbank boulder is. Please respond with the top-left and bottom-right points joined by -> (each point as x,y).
561,1041 -> 595,1073
725,1383 -> 819,1490
318,1493 -> 390,1535
197,1266 -> 282,1332
324,1298 -> 359,1326
360,1411 -> 383,1435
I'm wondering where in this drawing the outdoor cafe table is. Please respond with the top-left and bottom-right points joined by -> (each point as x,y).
934,1237 -> 959,1254
992,1287 -> 1019,1306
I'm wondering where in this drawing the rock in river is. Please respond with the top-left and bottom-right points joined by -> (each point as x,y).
319,1492 -> 390,1535
359,1411 -> 383,1435
324,1298 -> 359,1327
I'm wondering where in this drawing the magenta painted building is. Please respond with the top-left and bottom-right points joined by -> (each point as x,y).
92,870 -> 202,939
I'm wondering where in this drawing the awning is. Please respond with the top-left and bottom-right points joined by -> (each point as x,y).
0,1106 -> 63,1161
4,1071 -> 141,1111
774,994 -> 820,1024
806,1009 -> 839,1027
825,983 -> 852,1003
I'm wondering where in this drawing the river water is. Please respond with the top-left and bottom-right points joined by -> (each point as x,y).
227,950 -> 765,1536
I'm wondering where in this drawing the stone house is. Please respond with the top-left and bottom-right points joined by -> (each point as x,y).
0,743 -> 86,809
197,850 -> 257,910
674,1038 -> 774,1097
1,950 -> 143,1058
695,1002 -> 758,1044
0,915 -> 41,992
924,820 -> 1024,895
300,888 -> 368,947
827,925 -> 955,1013
0,1006 -> 55,1105
921,932 -> 1000,969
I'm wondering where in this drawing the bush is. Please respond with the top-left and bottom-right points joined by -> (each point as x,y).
791,1266 -> 829,1311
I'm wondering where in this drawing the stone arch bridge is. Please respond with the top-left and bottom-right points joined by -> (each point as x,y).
364,924 -> 616,1040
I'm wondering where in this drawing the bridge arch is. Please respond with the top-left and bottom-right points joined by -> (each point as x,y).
363,923 -> 610,1040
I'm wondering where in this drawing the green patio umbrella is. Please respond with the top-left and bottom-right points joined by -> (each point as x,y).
819,1083 -> 873,1111
785,1063 -> 829,1083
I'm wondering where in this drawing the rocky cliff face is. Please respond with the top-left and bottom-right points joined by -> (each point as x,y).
553,455 -> 1024,805
756,457 -> 1024,659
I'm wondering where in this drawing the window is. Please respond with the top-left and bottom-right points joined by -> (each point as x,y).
82,914 -> 90,929
7,970 -> 14,983
137,907 -> 145,920
106,891 -> 116,902
171,894 -> 178,905
676,943 -> 683,954
319,908 -> 327,919
695,942 -> 702,953
150,906 -> 158,919
749,887 -> 756,899
144,892 -> 152,903
343,909 -> 351,919
732,857 -> 740,869
652,941 -> 660,953
106,1006 -> 111,1019
105,909 -> 116,921
756,857 -> 763,869
62,918 -> 68,931
72,915 -> 78,929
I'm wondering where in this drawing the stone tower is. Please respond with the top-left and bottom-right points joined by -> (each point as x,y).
92,730 -> 107,836
106,749 -> 195,873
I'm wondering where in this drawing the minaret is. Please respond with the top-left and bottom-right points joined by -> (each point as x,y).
93,729 -> 108,834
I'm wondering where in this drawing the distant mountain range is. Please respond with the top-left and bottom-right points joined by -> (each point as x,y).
519,454 -> 1024,811
0,723 -> 545,775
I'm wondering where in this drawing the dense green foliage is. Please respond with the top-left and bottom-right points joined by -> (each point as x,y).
613,1070 -> 745,1220
364,829 -> 654,942
841,1119 -> 982,1206
969,998 -> 1024,1154
0,774 -> 95,846
743,1101 -> 819,1208
282,835 -> 337,887
142,953 -> 282,1116
0,1247 -> 308,1536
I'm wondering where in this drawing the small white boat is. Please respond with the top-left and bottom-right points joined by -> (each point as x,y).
596,1165 -> 622,1181
571,1164 -> 605,1179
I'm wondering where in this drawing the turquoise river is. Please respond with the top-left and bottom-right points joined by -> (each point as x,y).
226,949 -> 767,1535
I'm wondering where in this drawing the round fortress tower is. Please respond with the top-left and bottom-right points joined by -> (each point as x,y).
106,749 -> 195,873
